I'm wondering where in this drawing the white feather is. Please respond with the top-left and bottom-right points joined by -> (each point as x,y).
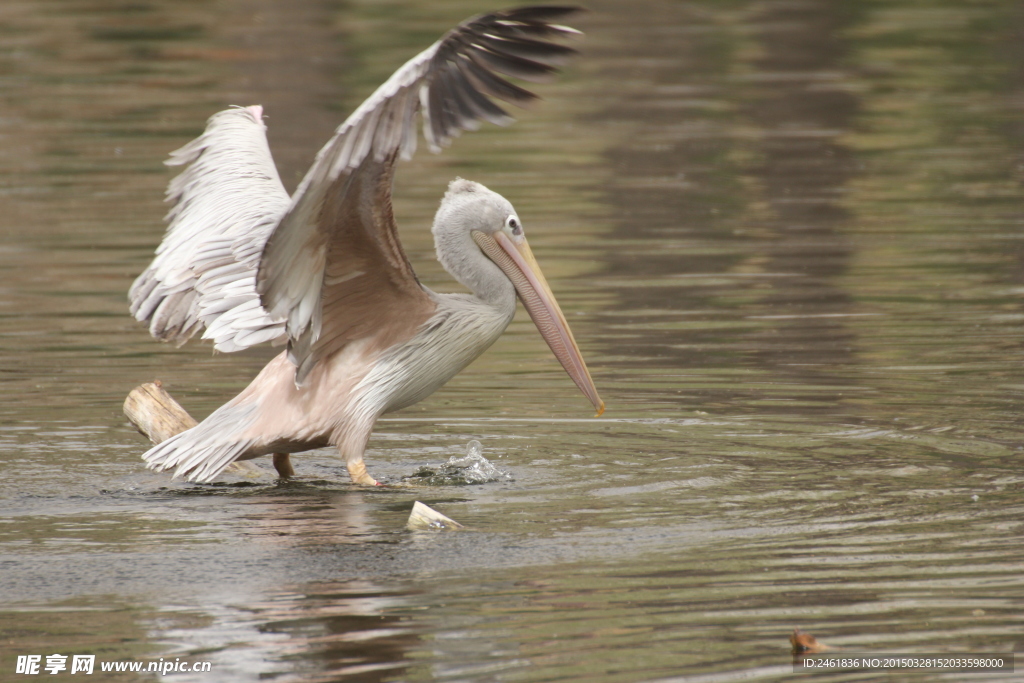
129,106 -> 290,350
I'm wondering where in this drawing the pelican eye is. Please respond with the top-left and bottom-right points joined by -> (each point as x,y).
505,215 -> 522,236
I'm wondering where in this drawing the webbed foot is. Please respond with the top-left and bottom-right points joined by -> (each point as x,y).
346,459 -> 380,486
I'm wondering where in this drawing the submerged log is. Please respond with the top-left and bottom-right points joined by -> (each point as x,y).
123,381 -> 291,478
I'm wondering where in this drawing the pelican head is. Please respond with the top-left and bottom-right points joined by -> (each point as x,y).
432,178 -> 604,416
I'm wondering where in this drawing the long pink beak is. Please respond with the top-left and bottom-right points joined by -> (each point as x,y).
472,229 -> 604,416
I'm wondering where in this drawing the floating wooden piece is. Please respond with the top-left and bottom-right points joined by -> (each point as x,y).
123,381 -> 291,478
407,501 -> 464,531
791,628 -> 831,654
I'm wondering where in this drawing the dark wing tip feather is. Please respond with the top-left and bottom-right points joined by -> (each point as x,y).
476,33 -> 578,68
249,6 -> 583,366
424,5 -> 583,149
468,42 -> 560,83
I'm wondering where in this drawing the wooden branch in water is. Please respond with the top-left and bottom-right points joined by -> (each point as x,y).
407,501 -> 464,531
123,381 -> 290,478
123,381 -> 197,444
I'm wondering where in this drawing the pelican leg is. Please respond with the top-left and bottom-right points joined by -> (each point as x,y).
272,453 -> 294,478
346,458 -> 380,486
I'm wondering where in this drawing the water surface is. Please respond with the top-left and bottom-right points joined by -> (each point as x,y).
2,0 -> 1023,681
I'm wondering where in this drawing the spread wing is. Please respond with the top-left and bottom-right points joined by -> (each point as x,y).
129,105 -> 290,352
260,5 -> 581,382
130,6 -> 582,382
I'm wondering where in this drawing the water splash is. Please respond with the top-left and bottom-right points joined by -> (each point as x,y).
407,440 -> 513,486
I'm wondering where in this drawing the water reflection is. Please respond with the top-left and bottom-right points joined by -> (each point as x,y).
0,599 -> 177,683
3,0 -> 1024,681
737,2 -> 858,381
203,582 -> 417,683
590,1 -> 864,416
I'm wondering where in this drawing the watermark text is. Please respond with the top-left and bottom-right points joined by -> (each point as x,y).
15,654 -> 212,676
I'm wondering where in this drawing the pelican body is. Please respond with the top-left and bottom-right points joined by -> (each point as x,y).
129,7 -> 602,485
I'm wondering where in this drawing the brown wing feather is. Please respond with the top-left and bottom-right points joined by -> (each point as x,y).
256,6 -> 583,383
288,155 -> 435,382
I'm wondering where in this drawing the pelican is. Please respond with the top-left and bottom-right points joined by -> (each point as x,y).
129,6 -> 603,486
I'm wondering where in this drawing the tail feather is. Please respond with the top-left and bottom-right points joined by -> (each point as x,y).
142,402 -> 258,482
